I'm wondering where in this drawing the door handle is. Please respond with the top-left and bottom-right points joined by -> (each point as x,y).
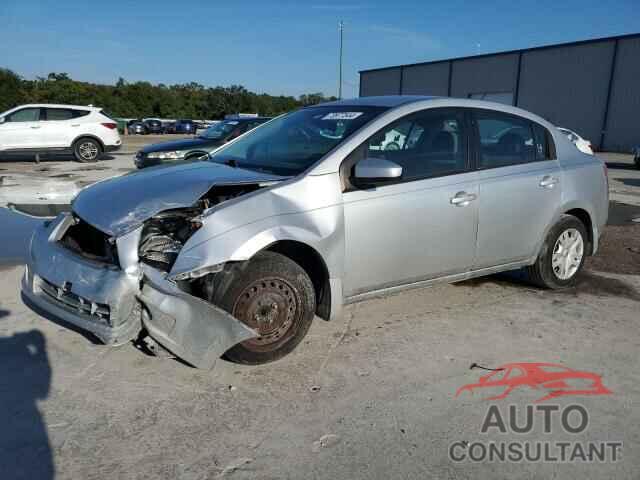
30,125 -> 41,129
450,191 -> 477,206
539,175 -> 559,188
71,123 -> 81,127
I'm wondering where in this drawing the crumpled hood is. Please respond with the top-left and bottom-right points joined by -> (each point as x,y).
72,161 -> 286,237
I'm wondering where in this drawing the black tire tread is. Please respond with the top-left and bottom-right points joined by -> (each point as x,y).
212,251 -> 315,365
526,214 -> 588,289
72,137 -> 102,163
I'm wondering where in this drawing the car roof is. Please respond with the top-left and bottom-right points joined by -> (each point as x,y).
12,104 -> 100,111
313,96 -> 439,108
222,117 -> 272,122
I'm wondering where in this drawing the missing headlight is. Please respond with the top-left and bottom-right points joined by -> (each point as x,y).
138,205 -> 204,271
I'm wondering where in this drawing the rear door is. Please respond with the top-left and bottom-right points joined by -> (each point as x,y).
471,109 -> 561,269
342,108 -> 480,297
40,107 -> 83,147
0,107 -> 43,149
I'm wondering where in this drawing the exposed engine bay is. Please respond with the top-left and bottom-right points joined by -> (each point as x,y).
138,184 -> 263,272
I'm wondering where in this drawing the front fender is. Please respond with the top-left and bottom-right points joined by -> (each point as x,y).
169,205 -> 345,281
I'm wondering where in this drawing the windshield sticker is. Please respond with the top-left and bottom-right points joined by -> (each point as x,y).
321,112 -> 363,121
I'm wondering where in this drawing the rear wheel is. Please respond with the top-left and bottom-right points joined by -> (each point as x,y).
73,138 -> 102,162
211,251 -> 315,365
526,215 -> 588,289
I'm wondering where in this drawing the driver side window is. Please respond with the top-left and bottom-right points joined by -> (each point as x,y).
362,108 -> 468,182
7,108 -> 41,122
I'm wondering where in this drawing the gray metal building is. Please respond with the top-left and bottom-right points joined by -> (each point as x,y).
359,33 -> 640,152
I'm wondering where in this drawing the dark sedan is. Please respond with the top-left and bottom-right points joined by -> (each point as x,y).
174,119 -> 197,134
144,119 -> 163,134
135,117 -> 271,168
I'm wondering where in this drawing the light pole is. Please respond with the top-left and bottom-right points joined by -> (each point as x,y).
338,20 -> 344,99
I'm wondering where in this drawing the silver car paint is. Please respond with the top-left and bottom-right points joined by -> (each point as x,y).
21,96 -> 608,368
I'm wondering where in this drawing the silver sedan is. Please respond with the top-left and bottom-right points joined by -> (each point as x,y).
22,96 -> 609,367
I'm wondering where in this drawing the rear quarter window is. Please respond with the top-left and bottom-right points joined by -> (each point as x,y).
72,110 -> 91,118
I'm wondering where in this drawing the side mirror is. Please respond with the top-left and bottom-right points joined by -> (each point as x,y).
353,158 -> 402,186
0,117 -> 5,124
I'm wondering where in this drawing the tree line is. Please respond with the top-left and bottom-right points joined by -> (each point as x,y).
0,68 -> 337,119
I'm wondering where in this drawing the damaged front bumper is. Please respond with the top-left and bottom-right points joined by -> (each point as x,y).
21,213 -> 257,368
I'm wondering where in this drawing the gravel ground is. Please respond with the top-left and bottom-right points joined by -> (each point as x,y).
0,146 -> 639,479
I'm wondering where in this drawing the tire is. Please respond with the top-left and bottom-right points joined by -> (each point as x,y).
73,138 -> 102,163
634,153 -> 640,169
526,214 -> 588,289
211,251 -> 315,365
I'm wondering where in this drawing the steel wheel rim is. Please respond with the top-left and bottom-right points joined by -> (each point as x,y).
551,228 -> 584,280
232,277 -> 300,351
79,142 -> 98,160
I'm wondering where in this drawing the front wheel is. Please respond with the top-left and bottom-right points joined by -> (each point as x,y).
73,138 -> 102,162
211,251 -> 315,365
526,215 -> 588,288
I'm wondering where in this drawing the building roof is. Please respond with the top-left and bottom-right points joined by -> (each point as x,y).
360,31 -> 640,74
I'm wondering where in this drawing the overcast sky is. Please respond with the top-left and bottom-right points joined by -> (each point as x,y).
1,0 -> 638,98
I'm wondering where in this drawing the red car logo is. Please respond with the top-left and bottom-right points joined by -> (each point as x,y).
455,362 -> 612,403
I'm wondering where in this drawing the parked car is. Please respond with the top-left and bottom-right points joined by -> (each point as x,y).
557,127 -> 593,155
174,119 -> 197,134
0,104 -> 121,162
22,97 -> 608,369
144,119 -> 163,135
163,121 -> 176,134
135,117 -> 271,168
127,120 -> 148,135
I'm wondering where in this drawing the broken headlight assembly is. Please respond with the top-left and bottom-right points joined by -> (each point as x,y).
138,205 -> 204,272
138,185 -> 267,274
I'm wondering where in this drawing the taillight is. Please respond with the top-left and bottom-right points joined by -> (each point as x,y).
101,122 -> 117,130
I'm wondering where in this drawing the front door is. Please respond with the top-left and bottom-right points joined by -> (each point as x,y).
342,107 -> 479,297
0,107 -> 42,150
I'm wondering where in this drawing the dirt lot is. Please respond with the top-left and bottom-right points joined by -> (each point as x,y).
0,146 -> 639,479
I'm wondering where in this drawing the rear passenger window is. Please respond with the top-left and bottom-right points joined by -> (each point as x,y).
474,111 -> 536,168
45,108 -> 74,121
364,108 -> 468,181
73,110 -> 91,118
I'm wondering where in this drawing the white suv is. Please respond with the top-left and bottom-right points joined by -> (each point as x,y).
0,104 -> 122,162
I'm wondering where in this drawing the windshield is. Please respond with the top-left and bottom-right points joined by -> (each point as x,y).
200,121 -> 240,140
208,106 -> 387,176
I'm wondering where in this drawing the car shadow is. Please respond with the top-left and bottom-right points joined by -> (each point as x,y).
0,325 -> 54,480
615,178 -> 640,188
0,153 -> 116,163
605,161 -> 638,171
